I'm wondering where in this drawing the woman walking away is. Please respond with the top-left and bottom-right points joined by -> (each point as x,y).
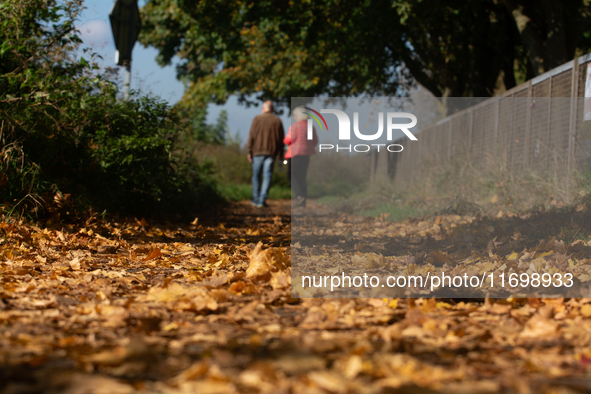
284,107 -> 318,208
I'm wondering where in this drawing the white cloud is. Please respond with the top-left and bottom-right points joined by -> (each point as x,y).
77,19 -> 112,47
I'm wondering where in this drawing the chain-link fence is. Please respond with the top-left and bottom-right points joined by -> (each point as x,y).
392,53 -> 591,200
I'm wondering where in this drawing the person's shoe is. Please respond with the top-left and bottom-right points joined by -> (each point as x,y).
255,203 -> 265,208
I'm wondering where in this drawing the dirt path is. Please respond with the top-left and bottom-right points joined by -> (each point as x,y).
1,201 -> 591,393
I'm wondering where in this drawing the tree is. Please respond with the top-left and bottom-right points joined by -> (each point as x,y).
177,107 -> 230,145
501,0 -> 591,74
138,0 -> 591,106
139,0 -> 411,107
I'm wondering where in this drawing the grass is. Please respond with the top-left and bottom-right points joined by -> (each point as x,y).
217,183 -> 291,201
392,149 -> 582,215
316,195 -> 346,205
312,149 -> 591,224
205,143 -> 591,222
559,226 -> 590,245
314,185 -> 432,222
186,144 -> 292,202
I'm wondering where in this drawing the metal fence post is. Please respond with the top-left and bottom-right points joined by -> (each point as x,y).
546,75 -> 553,160
509,93 -> 516,170
567,59 -> 580,202
468,109 -> 474,156
448,120 -> 452,160
524,81 -> 533,168
494,98 -> 499,157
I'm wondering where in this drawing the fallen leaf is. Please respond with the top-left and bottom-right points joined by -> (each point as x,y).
69,257 -> 82,271
144,248 -> 163,261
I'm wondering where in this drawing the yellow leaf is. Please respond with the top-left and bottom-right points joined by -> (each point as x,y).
146,283 -> 186,303
246,228 -> 260,236
536,251 -> 554,258
388,299 -> 398,309
163,322 -> 179,331
420,298 -> 437,312
582,304 -> 591,318
215,254 -> 229,267
569,258 -> 577,268
507,252 -> 519,260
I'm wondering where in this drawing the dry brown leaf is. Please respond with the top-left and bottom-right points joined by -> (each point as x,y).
520,314 -> 558,339
3,198 -> 591,393
308,371 -> 347,393
270,271 -> 291,289
343,355 -> 363,379
69,257 -> 81,271
246,242 -> 289,279
426,250 -> 452,267
173,361 -> 209,383
246,242 -> 271,278
145,283 -> 218,311
144,248 -> 163,261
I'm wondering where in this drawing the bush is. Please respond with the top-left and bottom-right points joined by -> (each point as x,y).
0,0 -> 218,218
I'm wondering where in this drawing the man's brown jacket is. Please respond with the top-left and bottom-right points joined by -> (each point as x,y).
247,112 -> 285,158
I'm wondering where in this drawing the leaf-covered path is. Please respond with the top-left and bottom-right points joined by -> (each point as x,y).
2,201 -> 591,393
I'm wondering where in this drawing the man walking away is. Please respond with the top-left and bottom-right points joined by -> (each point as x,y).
247,101 -> 285,208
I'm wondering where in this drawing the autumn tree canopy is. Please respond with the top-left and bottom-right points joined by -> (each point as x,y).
139,0 -> 591,106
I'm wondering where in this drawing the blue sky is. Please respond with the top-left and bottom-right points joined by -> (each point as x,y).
77,0 -> 292,144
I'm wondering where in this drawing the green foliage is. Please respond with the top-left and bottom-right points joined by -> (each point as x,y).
314,185 -> 427,222
183,142 -> 291,200
177,108 -> 232,146
139,0 -> 591,104
0,142 -> 45,215
576,170 -> 591,196
0,0 -> 218,218
306,153 -> 369,198
217,183 -> 291,202
139,0 -> 411,107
